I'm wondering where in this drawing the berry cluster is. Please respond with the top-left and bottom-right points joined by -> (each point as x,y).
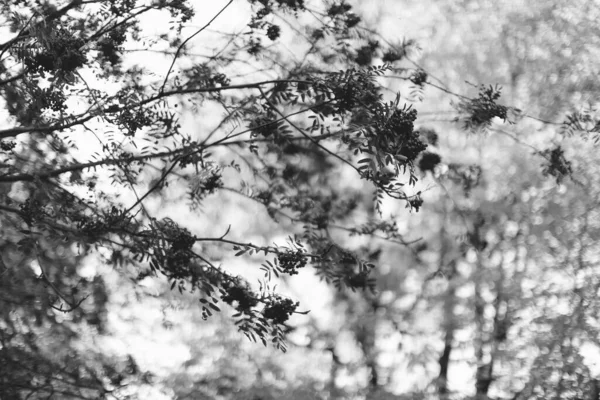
164,250 -> 193,279
369,106 -> 427,162
171,231 -> 195,252
263,295 -> 298,324
250,0 -> 305,11
222,282 -> 258,312
277,251 -> 307,275
30,87 -> 67,113
410,70 -> 428,86
118,108 -> 152,136
163,229 -> 195,276
246,0 -> 305,53
266,24 -> 281,41
459,85 -> 508,130
98,27 -> 127,66
200,171 -> 223,194
333,84 -> 359,113
327,3 -> 352,16
409,196 -> 424,212
25,31 -> 86,74
418,152 -> 442,172
165,0 -> 195,23
19,199 -> 46,225
326,3 -> 360,29
0,140 -> 16,151
76,207 -> 124,237
109,0 -> 136,14
346,271 -> 370,289
210,73 -> 230,87
355,41 -> 379,66
249,114 -> 277,137
382,50 -> 403,63
399,131 -> 428,162
542,146 -> 572,183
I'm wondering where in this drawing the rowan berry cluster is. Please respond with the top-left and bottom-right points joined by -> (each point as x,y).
222,282 -> 258,312
118,109 -> 152,136
263,295 -> 298,324
418,152 -> 442,172
25,31 -> 86,74
20,199 -> 46,225
370,106 -> 427,163
410,70 -> 428,86
542,146 -> 572,183
277,251 -> 307,275
0,141 -> 16,151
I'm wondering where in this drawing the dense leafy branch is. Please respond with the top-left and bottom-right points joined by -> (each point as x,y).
0,1 -> 594,397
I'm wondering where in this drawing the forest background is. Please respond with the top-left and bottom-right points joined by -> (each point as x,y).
1,0 -> 599,399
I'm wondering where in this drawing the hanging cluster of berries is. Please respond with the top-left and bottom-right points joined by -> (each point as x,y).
326,69 -> 381,115
542,146 -> 572,183
109,0 -> 136,14
418,152 -> 442,172
458,84 -> 508,130
326,3 -> 361,31
346,270 -> 371,290
369,104 -> 427,163
199,171 -> 223,194
29,87 -> 67,113
76,207 -> 125,237
277,250 -> 307,275
382,50 -> 403,63
399,131 -> 428,162
355,41 -> 379,66
162,229 -> 196,279
222,279 -> 258,312
20,198 -> 46,225
409,196 -> 424,212
25,29 -> 86,74
170,231 -> 195,252
409,70 -> 428,86
266,24 -> 281,41
117,108 -> 153,136
97,26 -> 127,66
246,0 -> 305,54
249,113 -> 277,137
262,295 -> 299,324
164,0 -> 195,23
0,140 -> 16,152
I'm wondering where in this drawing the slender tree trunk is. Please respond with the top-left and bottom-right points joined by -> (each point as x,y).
356,300 -> 380,399
438,287 -> 455,399
436,218 -> 456,398
474,264 -> 491,399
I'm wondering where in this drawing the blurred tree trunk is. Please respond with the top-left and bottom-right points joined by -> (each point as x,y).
437,221 -> 456,399
438,284 -> 455,399
327,345 -> 343,399
357,299 -> 380,398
